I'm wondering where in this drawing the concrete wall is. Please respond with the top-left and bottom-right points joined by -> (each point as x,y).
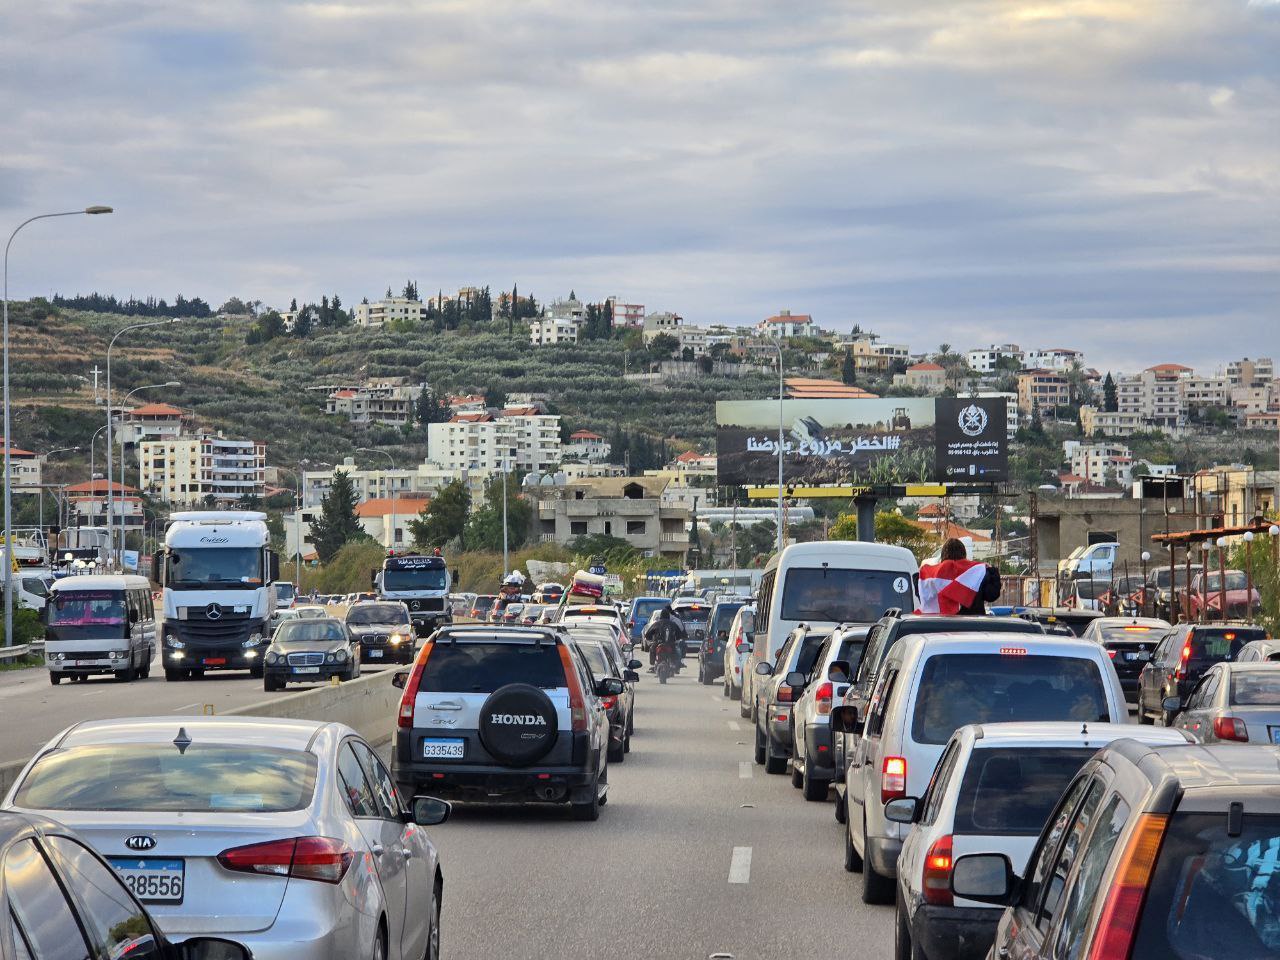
1036,497 -> 1202,571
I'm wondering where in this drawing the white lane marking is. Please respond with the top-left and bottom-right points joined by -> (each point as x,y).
728,846 -> 752,884
711,695 -> 720,703
727,721 -> 741,731
738,761 -> 753,779
174,702 -> 202,712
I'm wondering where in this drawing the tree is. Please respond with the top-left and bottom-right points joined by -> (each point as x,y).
408,480 -> 469,549
308,471 -> 368,562
648,332 -> 680,359
257,309 -> 285,341
292,305 -> 312,338
840,349 -> 856,385
464,474 -> 532,552
1103,372 -> 1118,412
402,281 -> 419,301
218,297 -> 250,315
829,510 -> 936,560
415,388 -> 448,425
509,283 -> 517,337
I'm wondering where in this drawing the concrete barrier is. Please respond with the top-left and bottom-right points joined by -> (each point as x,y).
0,667 -> 404,798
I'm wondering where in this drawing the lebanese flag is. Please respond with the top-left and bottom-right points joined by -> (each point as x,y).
916,559 -> 987,615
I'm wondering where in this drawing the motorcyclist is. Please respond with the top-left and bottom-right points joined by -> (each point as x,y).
644,607 -> 686,672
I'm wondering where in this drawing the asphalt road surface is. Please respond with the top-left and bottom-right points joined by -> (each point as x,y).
401,668 -> 894,960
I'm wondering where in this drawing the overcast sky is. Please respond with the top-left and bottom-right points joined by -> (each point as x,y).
2,0 -> 1276,372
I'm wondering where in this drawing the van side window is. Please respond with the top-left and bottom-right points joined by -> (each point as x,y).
867,668 -> 899,738
1036,778 -> 1104,932
920,742 -> 960,826
856,624 -> 885,684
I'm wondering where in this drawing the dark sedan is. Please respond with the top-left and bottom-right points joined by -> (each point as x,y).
572,635 -> 641,763
262,617 -> 360,690
345,600 -> 416,664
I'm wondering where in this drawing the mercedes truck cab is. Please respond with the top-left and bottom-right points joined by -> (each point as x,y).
374,552 -> 452,636
43,574 -> 156,684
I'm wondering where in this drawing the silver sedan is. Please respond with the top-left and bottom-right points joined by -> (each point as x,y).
3,716 -> 449,960
1167,662 -> 1280,745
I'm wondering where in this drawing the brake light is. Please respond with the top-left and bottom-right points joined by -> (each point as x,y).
922,835 -> 953,906
1000,647 -> 1027,656
218,837 -> 353,884
815,681 -> 834,715
1177,641 -> 1192,680
777,684 -> 794,704
881,756 -> 907,805
397,641 -> 433,729
1213,716 -> 1249,742
557,643 -> 589,732
1086,814 -> 1168,960
1107,649 -> 1117,659
599,695 -> 618,710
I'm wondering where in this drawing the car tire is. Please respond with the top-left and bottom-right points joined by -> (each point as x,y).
372,927 -> 387,960
791,762 -> 804,789
249,662 -> 264,679
571,773 -> 602,822
48,672 -> 61,685
608,740 -> 625,763
802,766 -> 828,802
764,740 -> 787,776
426,878 -> 442,960
264,675 -> 282,692
862,818 -> 895,904
164,667 -> 181,682
624,730 -> 632,754
730,682 -> 741,702
753,725 -> 766,766
895,890 -> 919,960
844,814 -> 863,873
835,790 -> 847,824
1138,709 -> 1153,725
115,653 -> 137,683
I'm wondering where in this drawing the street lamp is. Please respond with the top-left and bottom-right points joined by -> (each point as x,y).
106,321 -> 181,567
116,382 -> 180,565
1215,536 -> 1228,621
36,446 -> 79,536
1243,530 -> 1255,618
769,339 -> 784,553
4,204 -> 112,646
1140,550 -> 1151,615
356,449 -> 396,553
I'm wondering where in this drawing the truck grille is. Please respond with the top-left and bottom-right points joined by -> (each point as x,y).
407,598 -> 444,613
287,652 -> 325,666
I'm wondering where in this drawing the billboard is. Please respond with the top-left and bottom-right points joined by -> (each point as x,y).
716,396 -> 1006,487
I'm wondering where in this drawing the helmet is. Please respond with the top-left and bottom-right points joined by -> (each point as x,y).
658,607 -> 672,620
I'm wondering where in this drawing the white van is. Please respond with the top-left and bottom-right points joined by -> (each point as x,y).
44,575 -> 156,684
16,569 -> 53,613
742,541 -> 919,712
837,630 -> 1128,905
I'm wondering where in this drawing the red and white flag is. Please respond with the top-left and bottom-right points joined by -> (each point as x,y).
916,559 -> 987,615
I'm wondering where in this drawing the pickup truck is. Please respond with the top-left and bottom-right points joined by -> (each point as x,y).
1057,541 -> 1118,582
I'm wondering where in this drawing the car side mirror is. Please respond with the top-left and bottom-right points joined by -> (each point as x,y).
884,797 -> 919,824
596,677 -> 625,696
627,659 -> 643,670
827,659 -> 852,683
266,551 -> 280,584
951,853 -> 1017,905
391,671 -> 408,690
623,670 -> 640,683
755,661 -> 773,677
410,796 -> 451,826
1161,695 -> 1181,715
785,670 -> 806,688
830,705 -> 864,735
178,938 -> 254,960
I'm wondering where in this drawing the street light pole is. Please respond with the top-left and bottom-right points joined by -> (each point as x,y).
4,204 -> 112,646
501,449 -> 511,577
357,448 -> 396,553
116,382 -> 180,568
106,320 -> 180,570
772,339 -> 784,554
36,446 -> 78,540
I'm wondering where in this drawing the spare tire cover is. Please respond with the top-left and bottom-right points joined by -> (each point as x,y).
478,683 -> 560,766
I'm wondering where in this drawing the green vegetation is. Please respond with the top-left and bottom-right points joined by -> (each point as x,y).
308,471 -> 369,562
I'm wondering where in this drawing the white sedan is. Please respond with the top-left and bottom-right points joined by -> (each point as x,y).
4,716 -> 449,960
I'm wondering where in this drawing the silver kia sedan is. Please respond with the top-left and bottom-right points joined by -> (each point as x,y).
1168,662 -> 1280,745
3,716 -> 449,960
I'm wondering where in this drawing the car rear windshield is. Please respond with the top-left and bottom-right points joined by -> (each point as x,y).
1098,623 -> 1167,644
1133,812 -> 1280,959
1189,628 -> 1264,661
1231,673 -> 1280,706
276,620 -> 345,643
911,654 -> 1110,744
13,745 -> 317,812
954,747 -> 1096,835
419,641 -> 566,693
781,568 -> 913,624
347,604 -> 408,625
631,599 -> 666,620
674,605 -> 710,625
710,603 -> 745,637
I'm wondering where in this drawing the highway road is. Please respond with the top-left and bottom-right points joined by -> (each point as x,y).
405,672 -> 894,960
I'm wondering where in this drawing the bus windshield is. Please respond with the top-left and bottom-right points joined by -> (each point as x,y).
48,591 -> 125,627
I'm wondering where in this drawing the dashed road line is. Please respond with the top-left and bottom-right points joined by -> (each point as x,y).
738,761 -> 753,779
727,720 -> 741,731
728,846 -> 752,884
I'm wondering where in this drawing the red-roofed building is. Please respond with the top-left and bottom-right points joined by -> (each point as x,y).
895,362 -> 948,393
783,378 -> 879,400
0,438 -> 41,491
755,310 -> 815,339
118,402 -> 188,445
565,430 -> 611,463
355,497 -> 432,550
65,480 -> 144,529
448,394 -> 487,413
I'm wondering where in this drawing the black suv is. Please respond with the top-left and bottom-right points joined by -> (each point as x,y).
1137,621 -> 1268,725
390,625 -> 624,821
1017,607 -> 1104,637
955,741 -> 1280,960
831,611 -> 1046,826
698,598 -> 747,685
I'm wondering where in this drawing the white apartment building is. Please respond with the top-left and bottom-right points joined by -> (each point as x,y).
1024,348 -> 1084,371
545,297 -> 586,321
356,497 -> 432,551
1064,441 -> 1134,487
300,458 -> 488,509
325,378 -> 424,425
1116,364 -> 1192,430
116,403 -> 187,445
530,316 -> 580,346
563,430 -> 612,462
641,311 -> 708,356
139,435 -> 267,506
1226,357 -> 1274,388
354,297 -> 425,328
1181,375 -> 1229,409
426,409 -> 562,476
966,344 -> 1024,374
755,310 -> 816,339
64,479 -> 144,531
1080,406 -> 1146,438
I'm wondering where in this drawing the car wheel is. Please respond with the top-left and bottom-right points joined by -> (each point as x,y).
264,675 -> 281,692
140,654 -> 151,679
764,739 -> 787,776
730,681 -> 742,702
624,729 -> 632,754
372,927 -> 387,960
571,773 -> 602,822
895,890 -> 914,960
115,654 -> 136,683
608,740 -> 625,763
835,790 -> 847,824
753,725 -> 766,766
249,662 -> 264,679
791,762 -> 804,789
426,878 -> 442,960
802,765 -> 828,802
862,818 -> 895,904
48,672 -> 61,685
164,667 -> 181,682
844,814 -> 863,873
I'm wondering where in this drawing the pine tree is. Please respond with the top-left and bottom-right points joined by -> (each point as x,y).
408,480 -> 470,548
1103,372 -> 1118,412
320,295 -> 331,327
289,297 -> 298,314
308,471 -> 367,562
509,283 -> 517,337
292,306 -> 312,338
841,349 -> 856,385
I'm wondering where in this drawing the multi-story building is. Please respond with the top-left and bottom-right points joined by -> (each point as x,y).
1116,364 -> 1192,430
545,296 -> 586,321
355,497 -> 432,551
641,312 -> 707,355
1226,357 -> 1274,388
354,297 -> 425,328
1024,348 -> 1084,371
447,394 -> 487,415
64,479 -> 144,531
894,362 -> 947,393
117,403 -> 187,446
755,310 -> 815,339
426,408 -> 562,476
529,476 -> 690,561
839,336 -> 910,378
139,435 -> 267,506
1064,440 -> 1134,487
1017,369 -> 1071,414
325,378 -> 425,425
563,430 -> 612,462
1079,406 -> 1146,438
607,298 -> 644,327
301,459 -> 488,509
2,439 -> 41,492
529,316 -> 580,345
1182,375 -> 1229,410
966,344 -> 1024,374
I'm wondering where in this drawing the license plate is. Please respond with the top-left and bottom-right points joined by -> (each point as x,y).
422,738 -> 465,759
109,858 -> 185,903
203,657 -> 226,666
293,666 -> 320,674
1124,651 -> 1151,662
368,649 -> 383,658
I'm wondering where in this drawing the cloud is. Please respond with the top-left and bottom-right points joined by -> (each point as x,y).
0,0 -> 1276,370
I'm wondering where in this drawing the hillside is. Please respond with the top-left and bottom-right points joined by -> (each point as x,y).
7,300 -> 775,473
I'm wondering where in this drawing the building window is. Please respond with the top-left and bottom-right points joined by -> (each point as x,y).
626,520 -> 646,536
570,521 -> 588,536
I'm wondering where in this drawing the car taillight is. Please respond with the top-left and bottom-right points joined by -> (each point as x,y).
557,643 -> 589,732
922,834 -> 953,906
815,681 -> 833,715
777,685 -> 794,703
881,756 -> 907,805
397,641 -> 433,729
600,695 -> 618,710
218,837 -> 353,884
1107,649 -> 1117,659
1213,716 -> 1249,742
1086,814 -> 1168,960
1177,641 -> 1191,679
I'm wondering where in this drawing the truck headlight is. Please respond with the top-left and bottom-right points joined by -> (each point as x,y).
165,637 -> 185,649
243,634 -> 263,648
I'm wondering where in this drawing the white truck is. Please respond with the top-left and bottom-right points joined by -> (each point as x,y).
373,552 -> 452,636
1057,541 -> 1118,583
154,511 -> 280,681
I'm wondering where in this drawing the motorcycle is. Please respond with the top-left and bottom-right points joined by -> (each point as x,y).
654,641 -> 682,684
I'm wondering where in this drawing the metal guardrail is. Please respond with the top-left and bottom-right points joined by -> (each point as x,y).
0,643 -> 36,663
